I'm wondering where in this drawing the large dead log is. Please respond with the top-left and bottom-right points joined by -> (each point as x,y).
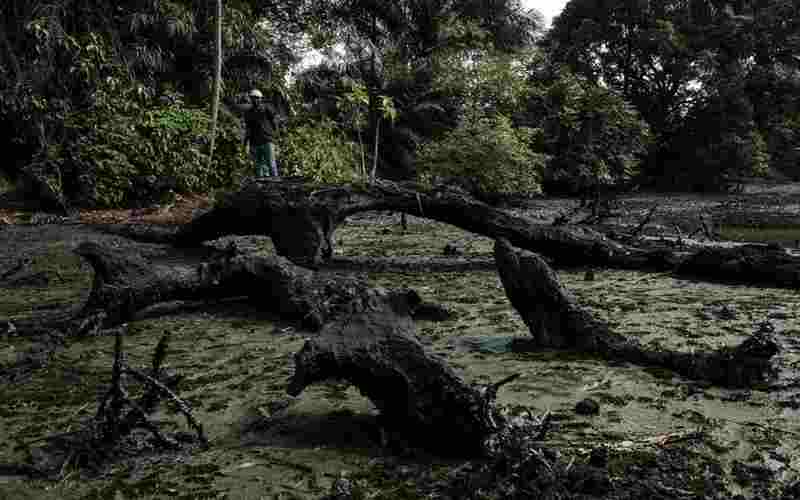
286,288 -> 502,455
171,179 -> 800,289
33,243 -> 504,454
173,179 -> 661,269
494,238 -> 779,387
32,242 -> 430,335
675,243 -> 800,287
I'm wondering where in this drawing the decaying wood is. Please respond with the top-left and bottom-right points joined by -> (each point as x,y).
675,243 -> 800,287
16,240 -> 447,336
66,245 -> 507,454
494,238 -> 779,387
173,179 -> 654,269
170,179 -> 800,288
286,287 -> 504,455
11,330 -> 204,479
70,242 -> 393,331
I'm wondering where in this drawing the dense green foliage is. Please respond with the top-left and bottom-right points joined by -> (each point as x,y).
63,91 -> 249,207
1,0 -> 798,206
0,0 -> 294,207
276,118 -> 358,184
546,0 -> 800,190
417,109 -> 546,197
530,70 -> 652,193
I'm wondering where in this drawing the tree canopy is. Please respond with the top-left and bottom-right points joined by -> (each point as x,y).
546,0 -> 800,189
1,0 -> 798,207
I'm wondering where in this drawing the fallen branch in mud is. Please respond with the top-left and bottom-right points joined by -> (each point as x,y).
8,330 -> 204,479
494,238 -> 779,387
11,241 -> 445,337
623,205 -> 658,242
165,179 -> 800,288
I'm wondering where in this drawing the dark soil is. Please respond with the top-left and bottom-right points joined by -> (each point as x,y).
2,183 -> 800,499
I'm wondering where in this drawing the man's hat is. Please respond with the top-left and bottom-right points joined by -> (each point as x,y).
248,89 -> 263,98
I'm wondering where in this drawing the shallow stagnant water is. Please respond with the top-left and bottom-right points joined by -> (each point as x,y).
2,217 -> 800,499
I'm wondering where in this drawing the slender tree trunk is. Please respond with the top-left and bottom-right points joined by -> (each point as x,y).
371,115 -> 380,181
358,129 -> 366,180
207,0 -> 223,168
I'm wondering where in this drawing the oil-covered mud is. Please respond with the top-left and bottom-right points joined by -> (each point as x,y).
2,185 -> 800,499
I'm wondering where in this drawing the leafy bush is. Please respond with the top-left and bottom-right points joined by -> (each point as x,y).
276,118 -> 358,183
416,108 -> 546,198
0,25 -> 250,208
62,87 -> 249,207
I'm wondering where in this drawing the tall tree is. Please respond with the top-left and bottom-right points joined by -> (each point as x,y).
207,0 -> 223,168
295,0 -> 544,179
545,0 -> 800,189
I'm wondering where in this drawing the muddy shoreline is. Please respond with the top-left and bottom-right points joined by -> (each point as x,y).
2,184 -> 800,499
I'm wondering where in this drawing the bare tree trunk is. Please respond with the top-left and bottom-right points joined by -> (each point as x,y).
206,0 -> 223,168
371,116 -> 380,182
99,179 -> 800,289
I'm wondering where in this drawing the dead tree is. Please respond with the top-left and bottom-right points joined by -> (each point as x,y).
173,179 -> 654,269
66,241 -> 421,332
9,240 -> 454,340
70,244 -> 510,454
168,179 -> 800,289
494,238 -> 778,387
675,243 -> 800,287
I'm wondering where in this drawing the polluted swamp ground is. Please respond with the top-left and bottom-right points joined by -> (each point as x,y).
2,184 -> 800,499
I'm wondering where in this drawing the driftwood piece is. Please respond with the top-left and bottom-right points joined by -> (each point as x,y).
494,238 -> 778,387
287,288 -> 502,455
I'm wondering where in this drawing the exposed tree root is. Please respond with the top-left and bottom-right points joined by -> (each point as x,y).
9,330 -> 204,479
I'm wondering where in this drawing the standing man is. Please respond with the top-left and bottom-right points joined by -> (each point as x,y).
244,88 -> 279,177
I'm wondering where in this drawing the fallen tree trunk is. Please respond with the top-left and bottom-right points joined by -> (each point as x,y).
72,241 -> 418,332
674,243 -> 800,287
14,243 -> 505,454
173,179 -> 661,269
16,241 -> 447,337
286,288 -> 504,455
170,179 -> 800,289
494,238 -> 779,387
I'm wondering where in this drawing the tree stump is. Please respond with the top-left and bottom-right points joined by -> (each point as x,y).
287,288 -> 502,455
